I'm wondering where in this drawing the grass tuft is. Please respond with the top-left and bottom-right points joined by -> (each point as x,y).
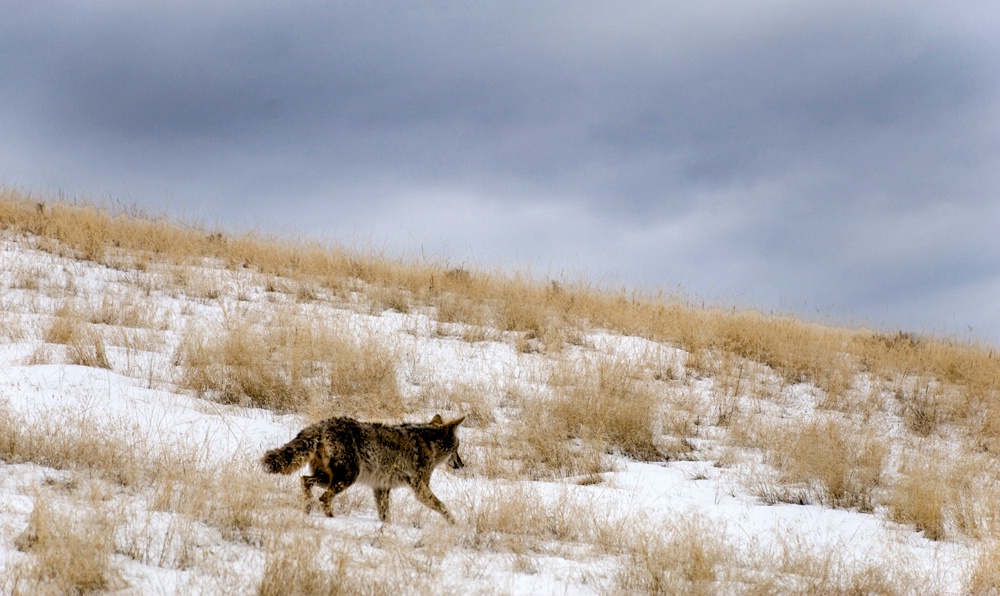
13,495 -> 122,594
889,458 -> 947,540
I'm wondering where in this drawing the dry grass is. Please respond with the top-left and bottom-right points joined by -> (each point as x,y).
412,382 -> 496,429
616,514 -> 732,595
763,534 -> 909,595
42,302 -> 81,345
9,265 -> 44,292
787,420 -> 887,512
174,318 -> 307,410
969,540 -> 1000,595
173,309 -> 401,415
114,511 -> 201,572
5,187 -> 1000,593
258,533 -> 352,596
734,417 -> 887,512
0,406 -> 148,487
434,291 -> 485,327
4,188 -> 998,404
463,482 -> 672,578
889,457 -> 948,540
705,311 -> 857,398
551,356 -> 665,461
10,493 -> 123,595
857,331 -> 1000,433
318,330 -> 404,420
368,283 -> 412,314
0,311 -> 27,343
171,464 -> 289,546
66,325 -> 113,369
888,449 -> 1000,542
514,392 -> 610,480
505,355 -> 670,480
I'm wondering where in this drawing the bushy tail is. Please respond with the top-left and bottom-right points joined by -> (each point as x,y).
261,433 -> 314,474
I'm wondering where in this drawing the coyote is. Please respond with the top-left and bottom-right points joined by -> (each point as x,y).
262,414 -> 465,523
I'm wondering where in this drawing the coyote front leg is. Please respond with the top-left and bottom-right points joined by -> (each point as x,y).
409,477 -> 454,523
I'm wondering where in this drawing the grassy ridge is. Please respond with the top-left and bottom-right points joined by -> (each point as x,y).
4,187 -> 997,412
3,187 -> 1000,593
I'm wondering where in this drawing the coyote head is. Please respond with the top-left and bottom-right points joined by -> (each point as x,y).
447,448 -> 465,470
430,414 -> 466,471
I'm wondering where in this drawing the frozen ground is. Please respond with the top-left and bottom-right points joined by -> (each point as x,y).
0,235 -> 977,593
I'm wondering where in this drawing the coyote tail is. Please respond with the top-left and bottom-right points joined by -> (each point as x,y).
261,433 -> 314,474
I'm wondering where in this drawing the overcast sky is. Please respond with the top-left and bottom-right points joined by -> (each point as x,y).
2,2 -> 999,343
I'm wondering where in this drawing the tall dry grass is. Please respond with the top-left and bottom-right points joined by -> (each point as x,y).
0,405 -> 150,487
484,350 -> 699,484
10,493 -> 123,594
616,514 -> 732,595
547,355 -> 665,461
889,457 -> 948,540
888,448 -> 1000,542
466,484 -> 609,551
258,533 -> 352,596
732,417 -> 887,512
970,540 -> 1000,594
173,309 -> 402,415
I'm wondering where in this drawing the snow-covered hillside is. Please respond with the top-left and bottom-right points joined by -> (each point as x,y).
0,232 -> 985,594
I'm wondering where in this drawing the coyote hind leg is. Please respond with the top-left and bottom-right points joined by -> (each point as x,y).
315,460 -> 360,517
373,487 -> 392,522
301,470 -> 330,513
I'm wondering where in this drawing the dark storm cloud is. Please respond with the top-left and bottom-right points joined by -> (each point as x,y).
2,1 -> 999,341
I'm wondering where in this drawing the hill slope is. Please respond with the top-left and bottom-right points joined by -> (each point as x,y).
1,191 -> 998,593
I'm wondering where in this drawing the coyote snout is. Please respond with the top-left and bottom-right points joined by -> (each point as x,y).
262,414 -> 466,523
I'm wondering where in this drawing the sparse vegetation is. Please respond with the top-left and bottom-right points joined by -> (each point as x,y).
1,188 -> 997,592
774,419 -> 887,512
890,457 -> 948,540
11,493 -> 123,594
546,355 -> 665,462
616,514 -> 732,594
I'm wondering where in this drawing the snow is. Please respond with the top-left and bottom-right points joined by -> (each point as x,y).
0,234 -> 979,594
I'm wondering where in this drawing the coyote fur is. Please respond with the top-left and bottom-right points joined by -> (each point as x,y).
262,414 -> 465,523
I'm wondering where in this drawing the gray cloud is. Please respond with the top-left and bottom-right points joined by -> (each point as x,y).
2,1 -> 999,341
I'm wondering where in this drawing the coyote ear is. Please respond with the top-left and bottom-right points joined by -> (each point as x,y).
446,416 -> 466,428
430,414 -> 444,425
